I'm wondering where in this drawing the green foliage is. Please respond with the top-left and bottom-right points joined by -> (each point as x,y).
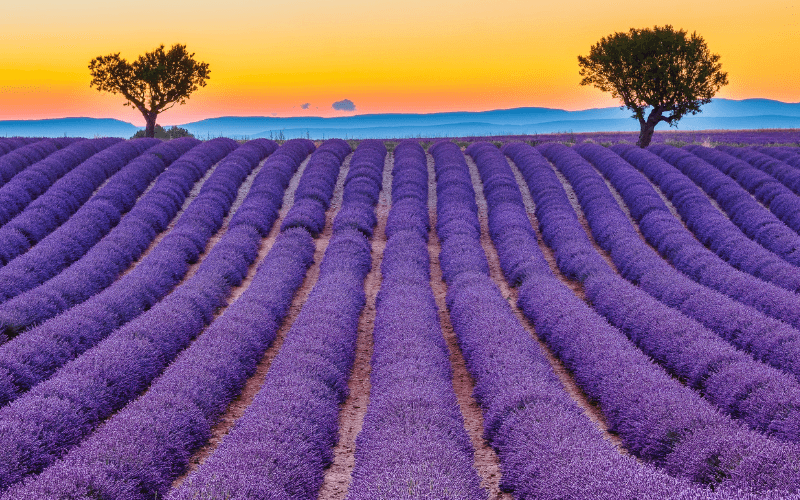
131,125 -> 194,140
578,25 -> 728,147
90,44 -> 209,137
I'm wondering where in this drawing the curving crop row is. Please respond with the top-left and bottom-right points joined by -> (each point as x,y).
588,143 -> 800,292
0,139 -> 313,492
331,142 -> 387,238
508,142 -> 800,444
171,139 -> 385,499
0,138 -> 116,227
0,138 -> 198,305
500,142 -> 800,493
556,145 -> 800,374
0,138 -> 283,406
719,145 -> 800,198
605,144 -> 800,379
0,138 -> 238,347
465,143 -> 551,285
346,140 -> 484,499
436,141 -> 714,498
4,140 -> 353,499
0,138 -> 34,160
591,144 -> 800,328
690,145 -> 800,237
431,142 -> 489,284
280,138 -> 352,236
0,139 -> 152,265
653,144 -> 800,274
0,138 -> 76,188
758,146 -> 800,169
384,142 -> 430,242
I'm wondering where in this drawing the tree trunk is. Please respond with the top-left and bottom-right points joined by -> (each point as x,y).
637,108 -> 663,148
144,112 -> 158,138
637,123 -> 657,148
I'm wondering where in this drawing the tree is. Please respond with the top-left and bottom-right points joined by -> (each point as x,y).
578,25 -> 728,147
89,44 -> 209,138
131,125 -> 194,140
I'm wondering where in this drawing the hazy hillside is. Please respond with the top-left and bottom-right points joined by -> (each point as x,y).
2,99 -> 799,138
0,118 -> 139,138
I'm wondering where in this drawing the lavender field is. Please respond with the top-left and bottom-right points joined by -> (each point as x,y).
2,133 -> 800,499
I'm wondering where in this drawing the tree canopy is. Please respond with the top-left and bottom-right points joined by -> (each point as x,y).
578,25 -> 728,147
89,44 -> 209,138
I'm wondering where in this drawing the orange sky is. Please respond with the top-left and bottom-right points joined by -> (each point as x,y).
0,0 -> 797,125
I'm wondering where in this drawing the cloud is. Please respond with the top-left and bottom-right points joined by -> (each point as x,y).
301,102 -> 310,109
332,99 -> 356,111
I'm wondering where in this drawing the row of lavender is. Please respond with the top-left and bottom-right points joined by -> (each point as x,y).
171,140 -> 386,498
0,138 -> 325,495
431,141 -> 721,499
0,138 -> 79,189
579,144 -> 800,379
0,138 -> 199,322
0,138 -> 239,406
0,138 -> 282,492
3,139 -> 358,498
486,141 -> 800,495
0,138 -> 126,265
346,140 -> 485,498
1,134 -> 800,496
519,143 -> 800,492
552,144 -> 800,442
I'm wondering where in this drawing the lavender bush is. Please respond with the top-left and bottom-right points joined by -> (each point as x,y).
171,140 -> 384,499
3,143 -> 353,499
281,138 -> 351,236
0,138 -> 196,305
0,138 -> 129,264
0,138 -> 239,345
0,139 -> 76,188
659,144 -> 800,271
436,140 -> 724,498
346,140 -> 485,499
608,144 -> 800,379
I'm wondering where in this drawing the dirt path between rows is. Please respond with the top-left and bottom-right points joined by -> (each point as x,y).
466,153 -> 627,453
172,152 -> 330,487
317,152 -> 392,499
428,152 -> 512,499
118,156 -> 223,280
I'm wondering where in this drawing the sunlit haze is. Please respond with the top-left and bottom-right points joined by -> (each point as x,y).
1,0 -> 797,125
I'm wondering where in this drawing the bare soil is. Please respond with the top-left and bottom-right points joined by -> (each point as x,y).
317,152 -> 392,499
428,153 -> 512,499
466,154 -> 627,453
119,157 -> 222,280
172,152 -> 330,487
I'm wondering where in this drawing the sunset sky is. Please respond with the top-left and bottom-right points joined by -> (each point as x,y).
0,0 -> 797,126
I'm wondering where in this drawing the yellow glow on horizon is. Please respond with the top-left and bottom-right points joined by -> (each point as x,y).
0,0 -> 797,124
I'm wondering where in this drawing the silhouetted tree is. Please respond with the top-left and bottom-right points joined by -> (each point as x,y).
578,25 -> 728,147
90,44 -> 209,138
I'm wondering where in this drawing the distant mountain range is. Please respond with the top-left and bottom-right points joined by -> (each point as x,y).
2,99 -> 800,139
0,118 -> 140,139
